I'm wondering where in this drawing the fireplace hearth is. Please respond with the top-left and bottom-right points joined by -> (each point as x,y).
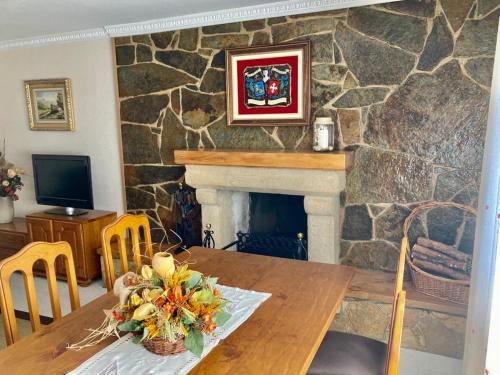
222,192 -> 308,260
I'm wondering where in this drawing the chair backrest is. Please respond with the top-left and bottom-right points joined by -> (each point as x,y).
101,214 -> 153,291
0,241 -> 80,346
384,235 -> 409,375
386,290 -> 406,375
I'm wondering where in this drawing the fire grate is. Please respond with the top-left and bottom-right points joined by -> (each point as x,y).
223,231 -> 307,261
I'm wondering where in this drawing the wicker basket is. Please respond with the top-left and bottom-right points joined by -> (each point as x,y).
142,337 -> 186,356
403,201 -> 477,305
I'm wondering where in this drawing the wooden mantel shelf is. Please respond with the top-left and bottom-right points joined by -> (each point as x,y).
174,149 -> 352,171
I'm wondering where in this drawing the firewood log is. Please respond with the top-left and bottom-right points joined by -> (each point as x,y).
412,246 -> 469,273
417,237 -> 471,262
412,244 -> 454,261
412,258 -> 470,280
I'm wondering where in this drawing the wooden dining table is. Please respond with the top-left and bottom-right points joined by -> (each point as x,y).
0,247 -> 355,375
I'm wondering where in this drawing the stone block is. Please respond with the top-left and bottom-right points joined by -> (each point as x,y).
200,68 -> 226,93
272,18 -> 335,43
348,7 -> 427,52
417,14 -> 454,71
342,204 -> 372,240
115,45 -> 135,65
338,109 -> 361,144
201,34 -> 249,49
120,95 -> 169,124
427,207 -> 464,245
181,88 -> 225,128
121,124 -> 161,164
341,240 -> 398,272
124,165 -> 186,186
379,0 -> 436,17
136,44 -> 152,63
202,23 -> 241,34
155,50 -> 208,78
151,31 -> 175,48
178,28 -> 199,51
346,147 -> 433,204
126,187 -> 156,210
335,22 -> 415,86
118,63 -> 196,97
364,61 -> 489,170
334,87 -> 389,108
465,57 -> 494,87
455,9 -> 500,57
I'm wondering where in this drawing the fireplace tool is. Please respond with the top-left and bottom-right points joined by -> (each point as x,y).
202,223 -> 215,248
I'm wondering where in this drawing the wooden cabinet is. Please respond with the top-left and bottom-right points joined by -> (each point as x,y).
27,210 -> 117,286
0,219 -> 29,260
26,218 -> 54,272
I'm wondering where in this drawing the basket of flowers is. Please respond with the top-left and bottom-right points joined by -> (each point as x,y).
98,252 -> 231,356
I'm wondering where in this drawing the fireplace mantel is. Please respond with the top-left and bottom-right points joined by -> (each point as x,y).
175,148 -> 349,264
174,149 -> 352,171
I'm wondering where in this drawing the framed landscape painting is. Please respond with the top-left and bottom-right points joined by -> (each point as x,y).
226,41 -> 311,127
25,78 -> 75,131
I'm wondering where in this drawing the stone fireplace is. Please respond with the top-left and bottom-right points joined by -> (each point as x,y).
176,149 -> 350,264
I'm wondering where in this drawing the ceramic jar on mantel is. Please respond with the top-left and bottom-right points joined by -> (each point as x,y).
0,196 -> 14,224
313,117 -> 335,152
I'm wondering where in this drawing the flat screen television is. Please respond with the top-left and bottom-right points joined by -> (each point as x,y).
32,154 -> 93,216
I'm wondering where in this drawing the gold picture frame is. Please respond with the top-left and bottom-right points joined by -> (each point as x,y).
25,78 -> 75,131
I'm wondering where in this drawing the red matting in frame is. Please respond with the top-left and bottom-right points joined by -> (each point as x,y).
236,55 -> 299,116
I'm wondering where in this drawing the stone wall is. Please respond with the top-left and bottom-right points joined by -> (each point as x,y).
114,0 -> 499,267
332,298 -> 466,358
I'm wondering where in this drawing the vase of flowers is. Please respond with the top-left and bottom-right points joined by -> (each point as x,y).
0,141 -> 23,224
110,252 -> 231,356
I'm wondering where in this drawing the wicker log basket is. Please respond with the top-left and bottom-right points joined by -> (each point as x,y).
142,337 -> 186,356
403,201 -> 477,305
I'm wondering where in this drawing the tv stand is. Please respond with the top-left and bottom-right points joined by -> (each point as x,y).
26,209 -> 117,285
44,207 -> 88,216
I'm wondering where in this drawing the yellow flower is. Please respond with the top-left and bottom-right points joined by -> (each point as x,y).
129,293 -> 143,306
2,180 -> 9,187
141,265 -> 153,280
131,303 -> 155,321
144,320 -> 160,339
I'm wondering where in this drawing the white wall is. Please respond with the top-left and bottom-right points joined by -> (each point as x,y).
0,39 -> 124,216
464,20 -> 500,375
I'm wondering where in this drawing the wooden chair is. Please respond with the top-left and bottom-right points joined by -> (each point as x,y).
308,237 -> 409,375
0,241 -> 80,346
101,214 -> 153,291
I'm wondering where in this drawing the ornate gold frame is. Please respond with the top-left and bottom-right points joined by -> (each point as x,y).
25,78 -> 75,131
225,41 -> 311,127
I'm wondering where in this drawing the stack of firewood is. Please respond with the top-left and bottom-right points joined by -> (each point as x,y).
411,237 -> 472,281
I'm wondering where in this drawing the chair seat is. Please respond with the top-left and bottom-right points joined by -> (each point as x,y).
307,331 -> 387,375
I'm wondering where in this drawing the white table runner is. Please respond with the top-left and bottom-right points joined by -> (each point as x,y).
68,285 -> 271,375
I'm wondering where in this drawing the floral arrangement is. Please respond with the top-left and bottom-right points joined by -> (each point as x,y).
0,140 -> 23,200
106,252 -> 231,356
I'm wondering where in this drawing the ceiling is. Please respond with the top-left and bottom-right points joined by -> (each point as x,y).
0,0 -> 396,49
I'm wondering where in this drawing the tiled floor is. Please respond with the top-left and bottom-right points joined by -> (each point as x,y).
400,348 -> 463,375
8,273 -> 106,317
0,275 -> 464,374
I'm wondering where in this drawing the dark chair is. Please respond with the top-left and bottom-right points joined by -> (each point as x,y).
308,237 -> 408,375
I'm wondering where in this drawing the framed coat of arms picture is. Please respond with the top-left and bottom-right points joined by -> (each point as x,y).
225,41 -> 311,127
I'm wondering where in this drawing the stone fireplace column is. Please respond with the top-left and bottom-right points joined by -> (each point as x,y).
304,195 -> 340,264
195,188 -> 233,249
195,188 -> 249,249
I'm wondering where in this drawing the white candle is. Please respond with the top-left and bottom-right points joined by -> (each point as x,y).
318,126 -> 329,150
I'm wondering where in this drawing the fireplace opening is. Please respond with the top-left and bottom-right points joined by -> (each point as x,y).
223,192 -> 308,260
